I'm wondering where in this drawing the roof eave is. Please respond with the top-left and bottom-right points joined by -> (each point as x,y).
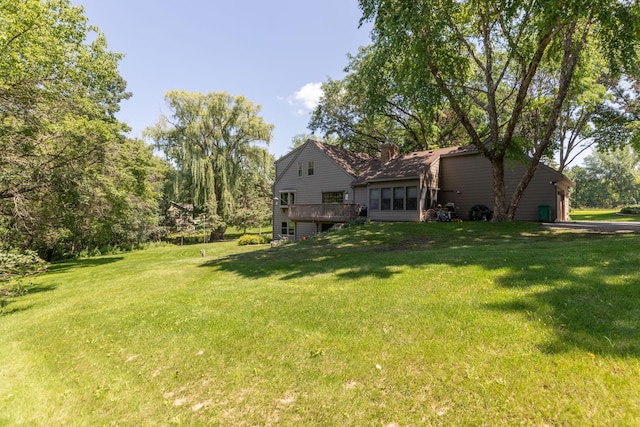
360,175 -> 422,184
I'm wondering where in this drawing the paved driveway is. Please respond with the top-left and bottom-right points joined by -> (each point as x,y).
541,221 -> 640,233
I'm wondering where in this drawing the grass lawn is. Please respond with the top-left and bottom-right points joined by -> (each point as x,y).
1,222 -> 639,425
570,208 -> 640,222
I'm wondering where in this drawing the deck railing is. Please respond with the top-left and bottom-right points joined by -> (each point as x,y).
287,204 -> 362,222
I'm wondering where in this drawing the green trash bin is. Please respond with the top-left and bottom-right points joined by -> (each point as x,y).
538,205 -> 551,222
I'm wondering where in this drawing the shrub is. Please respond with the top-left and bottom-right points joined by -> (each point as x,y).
237,234 -> 271,246
1,250 -> 48,304
620,206 -> 640,215
0,250 -> 48,283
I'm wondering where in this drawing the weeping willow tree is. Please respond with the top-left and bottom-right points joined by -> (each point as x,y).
147,91 -> 274,239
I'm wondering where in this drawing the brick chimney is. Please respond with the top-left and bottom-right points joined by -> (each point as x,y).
380,142 -> 400,164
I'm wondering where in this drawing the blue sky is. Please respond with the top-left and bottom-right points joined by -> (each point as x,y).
74,1 -> 372,158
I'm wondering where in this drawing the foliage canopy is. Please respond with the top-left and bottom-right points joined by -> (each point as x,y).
354,0 -> 640,220
1,0 -> 163,259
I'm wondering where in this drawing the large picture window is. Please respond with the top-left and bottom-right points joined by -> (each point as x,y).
406,186 -> 418,210
322,192 -> 343,203
393,187 -> 405,210
369,188 -> 380,211
370,185 -> 419,211
381,188 -> 391,210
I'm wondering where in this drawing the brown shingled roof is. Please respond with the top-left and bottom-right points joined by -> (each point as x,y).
309,140 -> 374,178
308,140 -> 471,184
361,146 -> 466,183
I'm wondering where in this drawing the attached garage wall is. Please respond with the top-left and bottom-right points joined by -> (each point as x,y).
440,153 -> 562,221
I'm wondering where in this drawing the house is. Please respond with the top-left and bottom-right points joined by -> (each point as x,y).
272,139 -> 573,240
167,201 -> 196,230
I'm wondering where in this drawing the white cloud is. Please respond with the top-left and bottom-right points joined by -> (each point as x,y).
287,82 -> 323,115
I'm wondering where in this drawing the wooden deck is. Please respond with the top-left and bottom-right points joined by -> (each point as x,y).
287,204 -> 363,222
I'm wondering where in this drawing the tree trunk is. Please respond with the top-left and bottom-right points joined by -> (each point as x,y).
210,230 -> 224,241
507,160 -> 541,220
489,155 -> 508,222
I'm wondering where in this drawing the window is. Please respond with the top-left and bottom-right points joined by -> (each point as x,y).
280,192 -> 295,206
406,186 -> 418,210
322,192 -> 343,203
307,161 -> 314,176
281,221 -> 295,236
298,163 -> 303,177
393,187 -> 405,210
372,186 -> 418,211
369,189 -> 380,211
381,188 -> 391,210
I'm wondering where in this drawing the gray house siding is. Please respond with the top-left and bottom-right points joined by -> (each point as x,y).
273,142 -> 357,240
438,154 -> 493,220
354,186 -> 368,206
440,153 -> 568,221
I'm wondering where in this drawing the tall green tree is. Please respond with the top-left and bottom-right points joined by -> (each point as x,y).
310,45 -> 466,154
587,77 -> 640,153
0,0 -> 140,257
230,149 -> 274,235
359,0 -> 640,220
568,147 -> 640,207
41,138 -> 165,258
1,136 -> 166,259
289,133 -> 320,151
538,43 -> 640,173
147,91 -> 274,239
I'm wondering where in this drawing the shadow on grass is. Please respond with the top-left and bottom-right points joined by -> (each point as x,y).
1,283 -> 57,317
198,223 -> 452,281
0,303 -> 34,316
3,256 -> 124,317
202,222 -> 640,357
200,240 -> 399,281
479,234 -> 640,357
201,221 -> 571,281
23,283 -> 57,295
46,256 -> 124,275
